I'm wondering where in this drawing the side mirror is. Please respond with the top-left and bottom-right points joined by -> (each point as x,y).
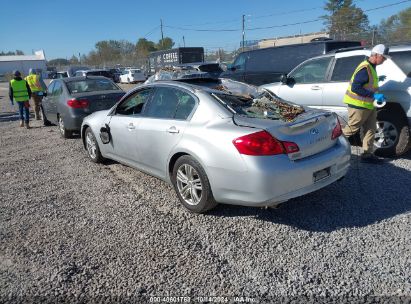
280,74 -> 288,84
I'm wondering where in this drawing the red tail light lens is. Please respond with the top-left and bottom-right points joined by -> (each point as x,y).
332,118 -> 342,140
233,130 -> 299,156
282,141 -> 300,154
67,98 -> 89,109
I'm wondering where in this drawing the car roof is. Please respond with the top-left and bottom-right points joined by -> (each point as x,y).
388,44 -> 411,52
60,76 -> 113,83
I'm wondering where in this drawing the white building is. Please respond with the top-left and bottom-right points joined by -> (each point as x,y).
258,32 -> 330,49
0,50 -> 47,78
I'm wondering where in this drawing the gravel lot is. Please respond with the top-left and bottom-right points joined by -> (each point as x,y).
1,81 -> 410,303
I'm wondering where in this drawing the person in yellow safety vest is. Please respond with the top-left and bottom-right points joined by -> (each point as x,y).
25,68 -> 47,120
9,70 -> 32,129
342,44 -> 390,164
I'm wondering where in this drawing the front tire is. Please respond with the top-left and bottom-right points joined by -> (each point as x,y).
85,128 -> 105,163
172,156 -> 217,213
374,109 -> 410,157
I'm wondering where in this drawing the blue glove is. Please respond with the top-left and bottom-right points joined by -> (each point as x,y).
378,75 -> 386,82
374,93 -> 386,102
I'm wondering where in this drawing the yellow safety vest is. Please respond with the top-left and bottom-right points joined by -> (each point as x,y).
10,79 -> 29,102
343,60 -> 378,110
25,74 -> 43,92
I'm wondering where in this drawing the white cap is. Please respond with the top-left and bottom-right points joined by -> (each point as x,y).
371,44 -> 390,58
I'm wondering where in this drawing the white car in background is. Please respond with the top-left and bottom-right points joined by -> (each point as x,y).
261,44 -> 411,157
120,69 -> 146,83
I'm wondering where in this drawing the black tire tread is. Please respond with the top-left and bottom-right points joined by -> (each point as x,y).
172,155 -> 217,213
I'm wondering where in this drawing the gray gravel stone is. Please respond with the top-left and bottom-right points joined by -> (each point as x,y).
0,83 -> 410,302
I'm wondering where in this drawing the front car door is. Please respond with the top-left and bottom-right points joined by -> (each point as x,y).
278,57 -> 332,108
223,52 -> 248,82
106,88 -> 154,165
136,85 -> 198,179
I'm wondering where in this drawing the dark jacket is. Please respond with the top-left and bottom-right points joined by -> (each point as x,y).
9,76 -> 32,101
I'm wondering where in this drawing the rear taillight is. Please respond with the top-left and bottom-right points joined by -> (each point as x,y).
282,141 -> 300,154
331,118 -> 342,140
67,98 -> 89,109
233,130 -> 299,156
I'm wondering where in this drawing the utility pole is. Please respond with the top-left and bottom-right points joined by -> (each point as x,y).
183,36 -> 185,47
242,14 -> 245,52
78,52 -> 81,64
371,29 -> 376,46
160,19 -> 164,49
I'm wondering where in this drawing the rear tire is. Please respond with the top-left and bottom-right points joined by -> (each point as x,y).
374,109 -> 410,157
172,156 -> 217,213
58,115 -> 73,138
85,128 -> 105,163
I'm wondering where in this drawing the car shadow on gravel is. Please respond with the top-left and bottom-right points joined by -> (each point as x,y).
209,153 -> 411,232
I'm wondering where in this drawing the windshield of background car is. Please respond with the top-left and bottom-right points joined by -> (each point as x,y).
390,51 -> 411,77
211,91 -> 304,121
66,79 -> 120,93
131,69 -> 142,73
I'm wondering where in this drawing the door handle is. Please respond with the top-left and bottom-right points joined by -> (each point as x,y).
311,86 -> 322,90
167,127 -> 180,134
127,123 -> 135,130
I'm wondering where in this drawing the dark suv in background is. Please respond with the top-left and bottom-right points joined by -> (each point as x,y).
221,40 -> 361,86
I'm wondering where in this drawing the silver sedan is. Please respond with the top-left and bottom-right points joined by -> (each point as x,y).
81,81 -> 350,213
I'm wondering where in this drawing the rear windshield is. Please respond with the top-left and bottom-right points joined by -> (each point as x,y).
198,64 -> 223,73
211,91 -> 305,121
390,51 -> 411,77
66,79 -> 120,93
87,71 -> 111,77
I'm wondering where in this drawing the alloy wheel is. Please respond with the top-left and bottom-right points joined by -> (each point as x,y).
176,164 -> 203,206
374,120 -> 398,149
86,132 -> 97,159
59,116 -> 65,136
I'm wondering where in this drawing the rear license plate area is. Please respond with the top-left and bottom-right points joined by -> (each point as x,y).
313,167 -> 331,183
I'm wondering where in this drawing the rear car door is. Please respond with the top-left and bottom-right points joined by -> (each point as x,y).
136,86 -> 197,179
278,57 -> 332,107
107,88 -> 154,165
48,81 -> 63,123
42,81 -> 55,122
322,55 -> 365,118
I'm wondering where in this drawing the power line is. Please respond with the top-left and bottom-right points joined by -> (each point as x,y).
143,26 -> 160,38
163,0 -> 410,33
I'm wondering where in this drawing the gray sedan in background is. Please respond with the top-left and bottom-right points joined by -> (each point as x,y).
42,76 -> 125,138
81,81 -> 350,213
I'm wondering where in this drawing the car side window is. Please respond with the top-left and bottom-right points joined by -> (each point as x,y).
144,87 -> 181,119
232,53 -> 247,71
47,82 -> 55,96
52,81 -> 63,96
174,90 -> 197,120
116,88 -> 153,116
289,57 -> 332,84
331,56 -> 365,82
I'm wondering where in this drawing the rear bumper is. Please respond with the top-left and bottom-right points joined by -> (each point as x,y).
63,112 -> 88,131
208,137 -> 351,207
